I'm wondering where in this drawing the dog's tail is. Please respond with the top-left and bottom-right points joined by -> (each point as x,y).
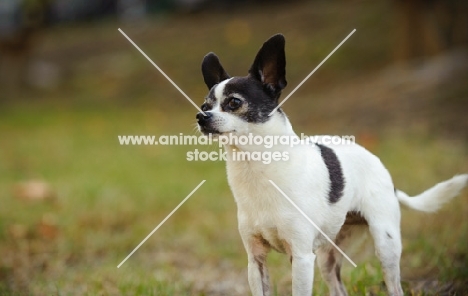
395,174 -> 468,212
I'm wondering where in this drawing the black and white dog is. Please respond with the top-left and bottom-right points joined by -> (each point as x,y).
196,34 -> 468,296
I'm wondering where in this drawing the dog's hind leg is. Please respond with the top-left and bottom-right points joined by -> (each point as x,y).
365,194 -> 404,296
317,246 -> 347,296
316,225 -> 364,296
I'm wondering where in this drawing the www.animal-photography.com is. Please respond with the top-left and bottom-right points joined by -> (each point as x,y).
1,0 -> 467,295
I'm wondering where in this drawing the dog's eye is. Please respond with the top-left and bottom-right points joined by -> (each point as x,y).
227,98 -> 242,110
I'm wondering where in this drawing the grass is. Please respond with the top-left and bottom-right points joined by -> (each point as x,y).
1,0 -> 467,295
1,102 -> 466,295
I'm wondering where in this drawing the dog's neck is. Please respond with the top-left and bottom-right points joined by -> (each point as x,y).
224,111 -> 297,153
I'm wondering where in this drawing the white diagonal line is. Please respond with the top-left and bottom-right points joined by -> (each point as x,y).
269,180 -> 357,267
118,28 -> 206,116
117,180 -> 206,268
268,29 -> 356,116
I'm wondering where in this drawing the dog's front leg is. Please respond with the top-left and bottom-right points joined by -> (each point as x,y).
291,252 -> 316,296
242,235 -> 271,296
247,253 -> 270,296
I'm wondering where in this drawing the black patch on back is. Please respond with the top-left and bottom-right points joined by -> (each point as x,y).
317,144 -> 345,203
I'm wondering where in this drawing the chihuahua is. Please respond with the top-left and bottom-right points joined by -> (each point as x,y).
196,34 -> 468,296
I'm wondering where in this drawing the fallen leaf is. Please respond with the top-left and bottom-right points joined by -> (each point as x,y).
13,180 -> 55,202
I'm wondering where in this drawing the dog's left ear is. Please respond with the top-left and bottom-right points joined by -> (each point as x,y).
249,34 -> 287,97
202,52 -> 230,90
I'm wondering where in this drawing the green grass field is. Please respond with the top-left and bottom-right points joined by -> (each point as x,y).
1,100 -> 467,295
1,1 -> 467,295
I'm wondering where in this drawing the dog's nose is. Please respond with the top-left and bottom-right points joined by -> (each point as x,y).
196,112 -> 212,124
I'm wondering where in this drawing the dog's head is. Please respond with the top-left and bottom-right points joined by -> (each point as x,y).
197,34 -> 288,137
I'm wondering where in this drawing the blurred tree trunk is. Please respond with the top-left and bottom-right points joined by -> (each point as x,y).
0,0 -> 47,96
0,30 -> 35,94
393,0 -> 468,62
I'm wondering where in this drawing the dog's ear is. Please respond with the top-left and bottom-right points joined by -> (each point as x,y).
201,52 -> 230,90
249,34 -> 287,97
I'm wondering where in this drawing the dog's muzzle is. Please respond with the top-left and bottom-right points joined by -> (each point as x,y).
197,112 -> 220,135
196,112 -> 212,126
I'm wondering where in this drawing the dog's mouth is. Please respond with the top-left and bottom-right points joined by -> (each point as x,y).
198,125 -> 235,136
198,125 -> 222,135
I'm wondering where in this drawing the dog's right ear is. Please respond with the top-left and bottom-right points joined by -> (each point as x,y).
249,34 -> 287,98
201,52 -> 230,90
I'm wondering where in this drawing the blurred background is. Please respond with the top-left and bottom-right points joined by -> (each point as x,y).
0,0 -> 467,295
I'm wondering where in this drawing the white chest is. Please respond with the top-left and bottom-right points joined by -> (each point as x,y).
226,156 -> 305,251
